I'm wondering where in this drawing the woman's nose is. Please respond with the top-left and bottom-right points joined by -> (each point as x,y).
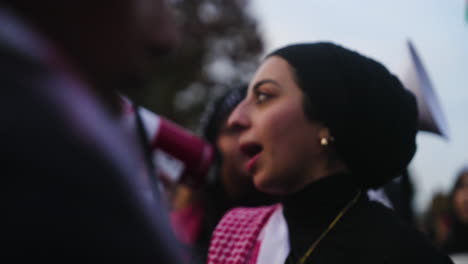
226,100 -> 251,132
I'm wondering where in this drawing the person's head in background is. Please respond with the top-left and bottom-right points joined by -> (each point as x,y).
200,84 -> 276,206
442,166 -> 468,256
452,167 -> 468,225
227,42 -> 418,195
5,0 -> 179,113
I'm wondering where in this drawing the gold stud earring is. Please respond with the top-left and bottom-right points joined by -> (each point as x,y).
320,137 -> 328,146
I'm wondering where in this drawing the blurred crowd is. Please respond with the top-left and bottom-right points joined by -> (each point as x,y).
423,168 -> 468,261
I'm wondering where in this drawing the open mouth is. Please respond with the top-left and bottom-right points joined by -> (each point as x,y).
240,143 -> 263,172
240,143 -> 263,158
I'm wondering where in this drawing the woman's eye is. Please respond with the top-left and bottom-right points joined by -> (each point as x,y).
256,92 -> 271,104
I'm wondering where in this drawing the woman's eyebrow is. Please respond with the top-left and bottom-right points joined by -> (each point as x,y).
251,79 -> 281,92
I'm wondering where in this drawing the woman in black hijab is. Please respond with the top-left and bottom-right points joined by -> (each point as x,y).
207,42 -> 453,264
172,85 -> 276,263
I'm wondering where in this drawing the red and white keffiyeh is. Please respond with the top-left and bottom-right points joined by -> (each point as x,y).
208,204 -> 281,264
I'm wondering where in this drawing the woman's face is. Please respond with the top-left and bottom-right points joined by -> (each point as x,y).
227,56 -> 329,195
454,173 -> 468,224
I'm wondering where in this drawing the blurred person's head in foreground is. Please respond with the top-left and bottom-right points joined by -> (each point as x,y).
227,42 -> 418,195
200,84 -> 276,206
6,0 -> 179,112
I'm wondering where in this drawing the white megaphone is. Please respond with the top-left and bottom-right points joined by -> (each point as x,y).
397,40 -> 449,139
119,96 -> 215,188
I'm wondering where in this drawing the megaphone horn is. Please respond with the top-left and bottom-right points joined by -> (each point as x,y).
398,40 -> 449,139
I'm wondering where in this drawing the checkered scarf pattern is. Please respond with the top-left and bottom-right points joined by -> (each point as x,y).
208,204 -> 279,264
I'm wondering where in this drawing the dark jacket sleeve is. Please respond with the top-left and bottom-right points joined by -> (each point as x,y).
1,50 -> 183,262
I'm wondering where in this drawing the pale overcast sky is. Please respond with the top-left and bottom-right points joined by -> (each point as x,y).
250,0 -> 468,213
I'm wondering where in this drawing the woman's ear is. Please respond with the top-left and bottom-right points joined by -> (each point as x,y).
318,127 -> 331,140
319,126 -> 347,172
